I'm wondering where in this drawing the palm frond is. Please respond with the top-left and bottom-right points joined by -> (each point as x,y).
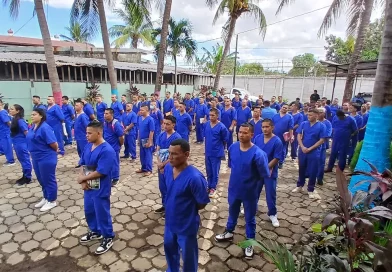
59,35 -> 74,42
71,0 -> 100,39
205,0 -> 219,9
3,0 -> 20,19
108,25 -> 126,38
318,0 -> 351,37
112,34 -> 130,48
275,0 -> 297,15
212,0 -> 228,25
346,0 -> 365,36
242,2 -> 267,39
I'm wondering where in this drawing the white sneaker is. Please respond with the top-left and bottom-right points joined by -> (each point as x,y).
215,230 -> 234,242
292,187 -> 303,193
308,192 -> 315,199
269,215 -> 280,227
40,201 -> 57,212
240,208 -> 244,214
35,198 -> 47,208
244,245 -> 254,259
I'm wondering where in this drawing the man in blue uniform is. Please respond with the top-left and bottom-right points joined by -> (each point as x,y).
110,95 -> 124,122
163,92 -> 174,116
231,93 -> 242,110
150,100 -> 163,150
136,105 -> 155,176
74,100 -> 90,163
81,98 -> 96,121
348,103 -> 363,165
316,108 -> 332,185
261,100 -> 277,120
221,98 -> 237,150
272,104 -> 294,168
155,115 -> 182,214
46,96 -> 66,156
62,96 -> 75,146
321,97 -> 332,121
278,96 -> 286,108
250,107 -> 262,140
292,109 -> 327,199
270,96 -> 281,112
329,98 -> 341,121
163,139 -> 210,272
207,100 -> 222,120
78,120 -> 115,255
32,95 -> 46,111
121,103 -> 137,161
0,100 -> 14,166
103,108 -> 124,186
204,108 -> 229,198
176,103 -> 193,142
215,123 -> 269,259
184,93 -> 195,123
194,97 -> 208,144
121,94 -> 128,111
254,119 -> 283,227
289,102 -> 304,161
236,99 -> 252,141
95,95 -> 107,123
358,104 -> 369,142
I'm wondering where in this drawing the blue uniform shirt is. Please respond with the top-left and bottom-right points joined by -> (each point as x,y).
0,109 -> 11,135
33,104 -> 46,111
184,99 -> 195,116
272,113 -> 294,138
301,111 -> 308,122
150,110 -> 163,133
79,142 -> 116,198
121,101 -> 127,112
271,102 -> 281,112
195,103 -> 208,123
228,143 -> 270,200
74,113 -> 90,141
352,114 -> 363,132
262,107 -> 277,120
324,105 -> 332,120
26,122 -> 57,160
204,121 -> 229,157
157,131 -> 182,150
11,119 -> 29,144
111,101 -> 124,121
296,121 -> 328,153
291,112 -> 304,131
122,111 -> 138,135
103,119 -> 124,152
331,116 -> 358,145
83,103 -> 95,119
46,105 -> 64,128
132,102 -> 141,115
62,104 -> 75,122
236,106 -> 252,127
163,98 -> 174,115
250,118 -> 263,140
231,99 -> 242,110
96,102 -> 107,123
221,107 -> 237,129
253,134 -> 283,178
321,119 -> 332,149
138,116 -> 155,140
176,113 -> 193,138
164,164 -> 210,235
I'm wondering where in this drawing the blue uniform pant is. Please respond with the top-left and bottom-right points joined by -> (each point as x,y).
327,141 -> 349,171
158,171 -> 166,206
53,124 -> 65,155
227,197 -> 258,239
0,144 -> 4,155
76,139 -> 88,158
278,135 -> 287,164
258,177 -> 277,216
13,142 -> 32,179
84,193 -> 115,238
317,148 -> 327,182
205,156 -> 221,190
112,150 -> 120,180
195,122 -> 204,142
164,229 -> 198,272
290,133 -> 298,159
348,136 -> 358,164
63,120 -> 73,145
0,136 -> 14,163
226,130 -> 234,149
32,157 -> 57,201
180,133 -> 189,142
297,150 -> 318,192
124,133 -> 136,159
140,144 -> 153,172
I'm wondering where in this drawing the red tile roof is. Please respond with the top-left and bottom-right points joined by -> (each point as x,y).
0,35 -> 94,50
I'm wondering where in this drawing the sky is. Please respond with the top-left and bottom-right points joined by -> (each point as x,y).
0,0 -> 384,71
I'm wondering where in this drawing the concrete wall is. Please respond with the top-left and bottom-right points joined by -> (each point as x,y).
0,81 -> 194,116
220,75 -> 375,102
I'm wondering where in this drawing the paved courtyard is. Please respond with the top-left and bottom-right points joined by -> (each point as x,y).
0,135 -> 337,272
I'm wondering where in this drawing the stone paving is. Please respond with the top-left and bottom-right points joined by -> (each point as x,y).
0,134 -> 337,272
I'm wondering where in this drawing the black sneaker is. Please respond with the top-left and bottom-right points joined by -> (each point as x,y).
111,179 -> 119,187
16,176 -> 24,184
80,232 -> 103,243
17,177 -> 31,186
121,156 -> 129,159
95,237 -> 114,255
278,163 -> 283,169
214,230 -> 234,242
154,206 -> 165,213
75,165 -> 82,169
317,180 -> 324,185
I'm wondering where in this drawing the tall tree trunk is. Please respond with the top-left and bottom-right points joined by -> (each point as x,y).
154,0 -> 172,95
213,16 -> 237,90
34,0 -> 62,105
174,55 -> 177,93
132,37 -> 138,49
97,0 -> 118,96
343,0 -> 374,103
349,0 -> 392,194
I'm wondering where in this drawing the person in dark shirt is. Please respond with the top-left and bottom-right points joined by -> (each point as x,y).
310,90 -> 320,103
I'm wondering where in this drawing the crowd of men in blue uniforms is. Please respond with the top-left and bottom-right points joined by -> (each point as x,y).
0,89 -> 373,269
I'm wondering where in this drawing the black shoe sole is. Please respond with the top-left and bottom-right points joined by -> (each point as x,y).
80,236 -> 103,244
244,255 -> 254,260
95,241 -> 113,255
214,237 -> 233,243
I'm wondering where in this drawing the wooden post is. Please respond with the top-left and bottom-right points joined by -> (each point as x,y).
100,68 -> 103,83
146,71 -> 149,84
68,66 -> 71,82
11,63 -> 14,80
124,69 -> 127,83
86,67 -> 89,82
105,69 -> 107,84
41,64 -> 44,81
80,67 -> 83,82
150,72 -> 152,84
119,69 -> 122,83
18,63 -> 22,80
129,70 -> 131,84
90,67 -> 94,84
61,67 -> 65,82
142,71 -> 145,84
26,63 -> 30,80
74,67 -> 77,82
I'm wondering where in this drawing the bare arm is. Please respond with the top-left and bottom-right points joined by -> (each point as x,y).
49,142 -> 59,152
148,131 -> 154,145
78,170 -> 103,184
119,136 -> 124,146
308,139 -> 325,152
268,158 -> 279,170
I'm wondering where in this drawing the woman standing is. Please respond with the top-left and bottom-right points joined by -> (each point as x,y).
26,108 -> 59,212
9,105 -> 32,186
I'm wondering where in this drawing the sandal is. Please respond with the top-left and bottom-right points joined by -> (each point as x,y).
135,169 -> 144,173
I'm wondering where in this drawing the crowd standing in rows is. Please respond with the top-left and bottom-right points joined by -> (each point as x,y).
0,88 -> 371,270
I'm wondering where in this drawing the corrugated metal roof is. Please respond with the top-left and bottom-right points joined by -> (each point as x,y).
0,52 -> 213,77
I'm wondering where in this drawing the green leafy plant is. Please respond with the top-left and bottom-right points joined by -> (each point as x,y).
85,84 -> 100,107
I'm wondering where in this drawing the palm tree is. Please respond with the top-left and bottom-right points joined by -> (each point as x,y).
71,0 -> 118,96
206,0 -> 267,90
153,18 -> 197,92
61,21 -> 91,43
349,0 -> 392,195
202,43 -> 236,74
108,0 -> 154,48
276,0 -> 375,103
154,0 -> 173,94
3,0 -> 63,104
